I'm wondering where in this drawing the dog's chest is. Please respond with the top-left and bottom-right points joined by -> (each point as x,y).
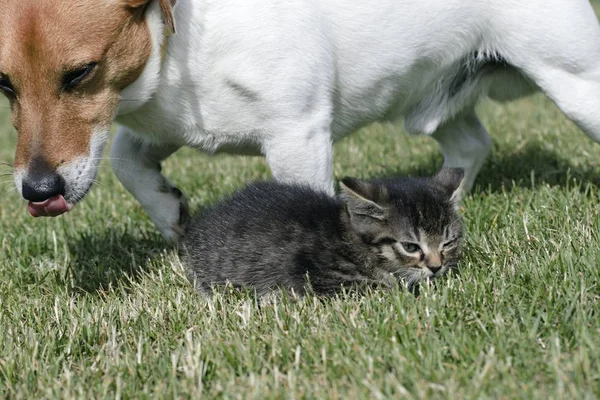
115,97 -> 265,155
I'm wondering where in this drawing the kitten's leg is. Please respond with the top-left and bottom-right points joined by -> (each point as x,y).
111,127 -> 188,242
432,111 -> 492,196
264,118 -> 335,196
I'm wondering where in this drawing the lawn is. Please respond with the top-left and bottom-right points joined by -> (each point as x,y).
2,18 -> 600,400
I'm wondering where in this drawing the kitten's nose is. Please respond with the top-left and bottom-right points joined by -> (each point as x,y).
428,266 -> 442,275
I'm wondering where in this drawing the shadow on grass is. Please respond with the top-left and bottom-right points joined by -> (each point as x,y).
66,230 -> 170,294
371,142 -> 600,194
474,143 -> 600,193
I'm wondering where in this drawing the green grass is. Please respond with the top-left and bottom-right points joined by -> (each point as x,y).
2,24 -> 600,400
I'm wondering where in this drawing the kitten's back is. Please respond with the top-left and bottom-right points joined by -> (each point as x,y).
181,182 -> 346,295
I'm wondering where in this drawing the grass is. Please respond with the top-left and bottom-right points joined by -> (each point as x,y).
2,19 -> 600,400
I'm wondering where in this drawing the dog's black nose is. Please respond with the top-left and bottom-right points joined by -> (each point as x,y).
22,173 -> 65,202
428,265 -> 442,275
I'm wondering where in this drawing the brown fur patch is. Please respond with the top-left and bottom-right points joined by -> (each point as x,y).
0,0 -> 153,170
127,0 -> 177,34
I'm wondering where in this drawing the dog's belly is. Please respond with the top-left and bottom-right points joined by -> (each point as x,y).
329,65 -> 442,139
315,2 -> 489,138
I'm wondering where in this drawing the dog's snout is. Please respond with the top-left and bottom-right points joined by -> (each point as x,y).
22,172 -> 65,202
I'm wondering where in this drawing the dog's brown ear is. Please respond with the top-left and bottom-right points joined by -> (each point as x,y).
126,0 -> 177,34
126,0 -> 149,6
160,0 -> 177,34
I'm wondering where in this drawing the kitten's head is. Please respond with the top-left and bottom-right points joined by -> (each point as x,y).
340,168 -> 465,287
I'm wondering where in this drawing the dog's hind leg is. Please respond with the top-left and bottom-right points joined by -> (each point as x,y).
496,0 -> 600,146
111,127 -> 187,242
518,62 -> 600,146
432,111 -> 493,196
512,60 -> 600,147
530,67 -> 600,143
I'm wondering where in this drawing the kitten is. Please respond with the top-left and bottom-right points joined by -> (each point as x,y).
180,168 -> 465,297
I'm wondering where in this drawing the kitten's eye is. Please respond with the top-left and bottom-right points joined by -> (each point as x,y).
376,237 -> 397,246
62,62 -> 97,91
401,242 -> 421,253
0,74 -> 15,97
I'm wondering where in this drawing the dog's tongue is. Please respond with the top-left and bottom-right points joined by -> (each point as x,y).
28,195 -> 73,217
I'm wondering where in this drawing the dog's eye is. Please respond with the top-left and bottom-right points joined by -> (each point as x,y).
0,74 -> 15,97
62,62 -> 97,91
375,237 -> 397,246
401,242 -> 421,253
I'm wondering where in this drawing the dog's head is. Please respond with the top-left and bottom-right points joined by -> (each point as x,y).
0,0 -> 175,217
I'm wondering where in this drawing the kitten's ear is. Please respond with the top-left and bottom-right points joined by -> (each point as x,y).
433,168 -> 465,205
340,177 -> 388,221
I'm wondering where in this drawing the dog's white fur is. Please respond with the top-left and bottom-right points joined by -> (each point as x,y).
108,0 -> 600,241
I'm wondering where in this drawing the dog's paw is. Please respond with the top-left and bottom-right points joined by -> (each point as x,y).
150,182 -> 190,244
170,187 -> 191,241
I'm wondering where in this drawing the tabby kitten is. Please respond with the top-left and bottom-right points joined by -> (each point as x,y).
181,168 -> 464,297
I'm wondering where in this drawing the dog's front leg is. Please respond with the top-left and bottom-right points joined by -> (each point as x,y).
110,127 -> 188,242
264,121 -> 335,196
432,111 -> 492,197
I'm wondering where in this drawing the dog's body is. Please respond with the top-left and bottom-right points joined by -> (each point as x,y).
1,0 -> 600,241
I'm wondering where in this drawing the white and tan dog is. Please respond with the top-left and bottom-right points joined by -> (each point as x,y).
1,0 -> 599,241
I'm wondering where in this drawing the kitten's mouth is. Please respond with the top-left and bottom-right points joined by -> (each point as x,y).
427,271 -> 442,280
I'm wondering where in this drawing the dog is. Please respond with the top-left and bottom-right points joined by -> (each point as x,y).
0,0 -> 599,241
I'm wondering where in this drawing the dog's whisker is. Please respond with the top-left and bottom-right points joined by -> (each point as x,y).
93,166 -> 138,179
0,187 -> 17,199
92,162 -> 135,169
89,179 -> 106,189
87,156 -> 130,162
